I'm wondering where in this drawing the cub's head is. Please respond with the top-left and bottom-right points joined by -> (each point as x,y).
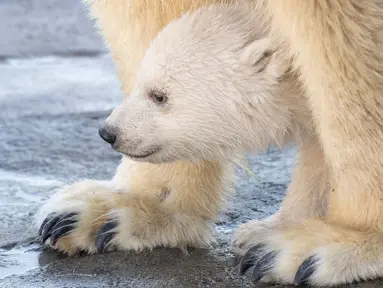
99,3 -> 292,163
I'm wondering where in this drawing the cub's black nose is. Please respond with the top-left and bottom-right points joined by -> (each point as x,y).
98,126 -> 116,145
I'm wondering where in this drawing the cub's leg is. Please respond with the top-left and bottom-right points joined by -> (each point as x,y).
36,158 -> 233,255
233,135 -> 330,255
278,136 -> 329,221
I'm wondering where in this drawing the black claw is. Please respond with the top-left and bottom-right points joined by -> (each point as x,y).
40,213 -> 78,245
251,251 -> 277,283
294,255 -> 318,286
50,213 -> 78,245
96,221 -> 118,254
41,215 -> 61,244
239,243 -> 266,275
38,213 -> 54,236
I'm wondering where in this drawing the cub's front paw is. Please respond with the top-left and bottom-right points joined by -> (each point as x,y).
38,210 -> 119,255
35,180 -> 118,255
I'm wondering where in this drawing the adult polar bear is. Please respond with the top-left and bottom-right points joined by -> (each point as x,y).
36,0 -> 383,286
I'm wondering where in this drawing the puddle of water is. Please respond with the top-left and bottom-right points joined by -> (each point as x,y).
0,241 -> 67,280
0,243 -> 41,280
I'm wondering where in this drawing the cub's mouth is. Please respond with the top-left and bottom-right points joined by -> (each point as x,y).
122,147 -> 161,159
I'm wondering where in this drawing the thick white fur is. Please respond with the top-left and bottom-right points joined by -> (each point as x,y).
36,0 -> 383,286
36,159 -> 234,253
102,3 -> 309,163
36,2 -> 308,253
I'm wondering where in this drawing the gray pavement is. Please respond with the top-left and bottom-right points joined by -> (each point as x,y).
0,0 -> 106,58
0,1 -> 381,287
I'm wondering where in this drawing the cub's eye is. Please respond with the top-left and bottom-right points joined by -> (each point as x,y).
149,90 -> 168,105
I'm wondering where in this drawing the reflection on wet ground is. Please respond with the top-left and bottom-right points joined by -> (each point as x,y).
0,238 -> 68,280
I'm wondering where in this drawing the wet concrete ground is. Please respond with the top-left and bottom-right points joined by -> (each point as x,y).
1,1 -> 383,287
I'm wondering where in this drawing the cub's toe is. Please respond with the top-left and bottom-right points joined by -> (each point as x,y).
39,212 -> 78,245
95,220 -> 118,253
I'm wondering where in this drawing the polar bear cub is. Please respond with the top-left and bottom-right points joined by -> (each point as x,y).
37,1 -> 310,280
99,3 -> 308,163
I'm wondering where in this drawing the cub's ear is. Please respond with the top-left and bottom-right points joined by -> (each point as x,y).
239,38 -> 274,73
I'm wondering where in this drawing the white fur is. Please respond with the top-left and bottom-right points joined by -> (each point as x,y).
36,2 -> 304,256
35,0 -> 383,286
103,3 -> 307,163
36,1 -> 309,255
